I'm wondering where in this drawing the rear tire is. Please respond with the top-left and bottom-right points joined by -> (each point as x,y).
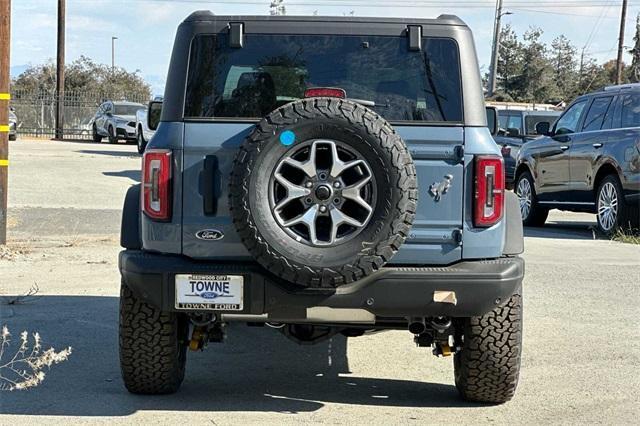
454,294 -> 523,404
137,127 -> 146,154
515,171 -> 548,227
92,124 -> 102,142
108,125 -> 117,144
596,174 -> 639,235
119,282 -> 188,394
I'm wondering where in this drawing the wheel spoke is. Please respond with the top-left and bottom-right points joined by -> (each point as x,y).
329,206 -> 363,243
327,140 -> 365,178
281,141 -> 319,178
282,204 -> 319,242
341,175 -> 373,212
274,173 -> 311,210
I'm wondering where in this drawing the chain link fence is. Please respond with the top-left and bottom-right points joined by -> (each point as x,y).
10,90 -> 149,140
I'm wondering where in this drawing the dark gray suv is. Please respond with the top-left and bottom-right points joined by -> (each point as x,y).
118,12 -> 525,403
515,84 -> 640,234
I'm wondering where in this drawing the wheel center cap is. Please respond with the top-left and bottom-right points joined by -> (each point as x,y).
315,185 -> 332,201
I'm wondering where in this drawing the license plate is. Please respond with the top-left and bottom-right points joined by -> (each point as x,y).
175,274 -> 243,311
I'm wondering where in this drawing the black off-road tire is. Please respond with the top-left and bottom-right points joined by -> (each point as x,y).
454,293 -> 522,404
229,98 -> 417,288
515,171 -> 548,227
137,126 -> 147,154
92,124 -> 102,142
596,174 -> 639,235
119,282 -> 188,394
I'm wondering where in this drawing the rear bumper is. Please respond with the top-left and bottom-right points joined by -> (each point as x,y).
119,250 -> 524,321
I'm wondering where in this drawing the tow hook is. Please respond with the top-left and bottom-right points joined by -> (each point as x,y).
433,343 -> 453,357
189,326 -> 208,351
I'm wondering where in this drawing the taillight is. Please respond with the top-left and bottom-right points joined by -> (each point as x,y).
501,144 -> 511,157
474,155 -> 505,227
304,87 -> 346,99
142,149 -> 172,221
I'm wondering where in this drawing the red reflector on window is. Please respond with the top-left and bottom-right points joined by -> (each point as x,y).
142,149 -> 172,221
304,87 -> 346,99
474,155 -> 505,227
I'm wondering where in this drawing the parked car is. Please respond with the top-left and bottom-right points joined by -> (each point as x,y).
91,100 -> 144,144
135,97 -> 163,154
118,12 -> 525,403
514,83 -> 640,234
495,110 -> 561,185
8,106 -> 17,141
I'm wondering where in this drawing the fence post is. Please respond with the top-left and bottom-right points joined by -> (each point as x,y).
55,0 -> 65,140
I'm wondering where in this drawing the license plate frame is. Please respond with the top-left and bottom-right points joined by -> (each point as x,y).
175,274 -> 244,311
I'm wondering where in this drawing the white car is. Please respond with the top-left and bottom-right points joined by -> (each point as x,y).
91,100 -> 145,144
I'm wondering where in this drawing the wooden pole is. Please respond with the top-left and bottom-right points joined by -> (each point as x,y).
55,0 -> 65,140
616,0 -> 628,84
0,0 -> 11,244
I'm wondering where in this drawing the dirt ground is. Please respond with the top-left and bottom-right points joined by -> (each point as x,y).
1,139 -> 639,425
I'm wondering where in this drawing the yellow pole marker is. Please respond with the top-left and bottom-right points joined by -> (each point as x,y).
0,93 -> 10,100
0,124 -> 9,132
0,159 -> 8,167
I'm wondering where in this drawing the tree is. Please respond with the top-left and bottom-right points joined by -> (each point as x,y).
11,55 -> 151,100
551,35 -> 578,101
628,13 -> 640,82
270,0 -> 286,16
496,24 -> 524,99
517,27 -> 558,103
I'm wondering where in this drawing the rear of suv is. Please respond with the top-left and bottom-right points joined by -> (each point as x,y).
118,12 -> 525,403
514,84 -> 640,234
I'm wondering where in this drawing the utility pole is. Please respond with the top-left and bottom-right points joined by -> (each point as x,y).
111,36 -> 117,72
0,0 -> 11,244
488,0 -> 511,97
55,0 -> 65,140
616,0 -> 628,84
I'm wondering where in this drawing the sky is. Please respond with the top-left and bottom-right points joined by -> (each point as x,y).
8,0 -> 640,96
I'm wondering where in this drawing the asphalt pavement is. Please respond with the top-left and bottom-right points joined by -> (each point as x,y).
1,139 -> 639,425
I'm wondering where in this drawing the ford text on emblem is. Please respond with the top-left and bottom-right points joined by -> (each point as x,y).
196,229 -> 224,241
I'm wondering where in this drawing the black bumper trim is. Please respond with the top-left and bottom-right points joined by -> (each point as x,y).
119,250 -> 524,319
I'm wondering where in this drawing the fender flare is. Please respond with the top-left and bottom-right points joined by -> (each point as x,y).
121,184 -> 142,250
503,191 -> 524,256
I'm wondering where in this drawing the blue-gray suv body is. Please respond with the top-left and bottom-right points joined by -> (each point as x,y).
118,12 -> 525,403
514,84 -> 640,234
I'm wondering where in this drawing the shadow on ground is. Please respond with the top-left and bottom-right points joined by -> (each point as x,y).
103,170 -> 141,182
1,296 -> 465,417
76,149 -> 139,158
524,221 -> 597,240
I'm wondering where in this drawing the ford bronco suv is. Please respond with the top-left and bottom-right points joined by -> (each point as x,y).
118,12 -> 525,404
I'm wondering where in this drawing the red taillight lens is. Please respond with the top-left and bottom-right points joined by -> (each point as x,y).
501,144 -> 511,157
474,155 -> 505,227
304,87 -> 346,99
142,149 -> 172,221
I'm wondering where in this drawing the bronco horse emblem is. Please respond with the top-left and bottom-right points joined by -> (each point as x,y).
429,175 -> 453,202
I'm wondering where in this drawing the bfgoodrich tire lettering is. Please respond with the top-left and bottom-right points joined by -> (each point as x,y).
119,282 -> 188,394
229,98 -> 417,288
454,294 -> 522,404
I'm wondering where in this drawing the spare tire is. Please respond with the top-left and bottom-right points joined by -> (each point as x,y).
230,98 -> 417,288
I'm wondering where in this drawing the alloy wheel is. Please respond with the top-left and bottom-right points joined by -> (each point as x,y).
270,139 -> 376,247
516,177 -> 532,220
597,181 -> 618,232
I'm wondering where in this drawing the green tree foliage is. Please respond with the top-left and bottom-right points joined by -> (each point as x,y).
551,35 -> 578,101
628,14 -> 640,82
495,26 -> 625,103
11,55 -> 151,100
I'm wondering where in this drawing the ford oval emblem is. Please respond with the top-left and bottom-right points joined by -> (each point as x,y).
195,229 -> 224,241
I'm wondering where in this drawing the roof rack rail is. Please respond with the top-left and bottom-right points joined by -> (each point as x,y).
603,82 -> 640,91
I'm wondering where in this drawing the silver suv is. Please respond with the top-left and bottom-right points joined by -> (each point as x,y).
91,100 -> 144,144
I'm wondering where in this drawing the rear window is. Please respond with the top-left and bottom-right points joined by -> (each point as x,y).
620,94 -> 640,128
524,115 -> 558,135
184,34 -> 463,123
